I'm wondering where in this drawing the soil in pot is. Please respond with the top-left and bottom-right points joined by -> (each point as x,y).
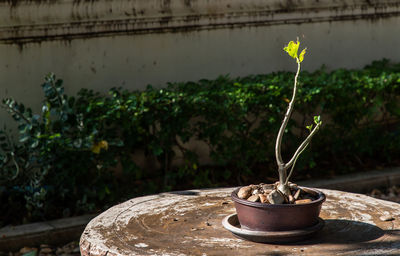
237,182 -> 319,204
231,183 -> 326,232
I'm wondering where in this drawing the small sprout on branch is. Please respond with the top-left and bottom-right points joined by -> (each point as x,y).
314,115 -> 321,125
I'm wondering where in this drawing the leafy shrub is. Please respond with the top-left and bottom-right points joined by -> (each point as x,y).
0,74 -> 121,224
1,59 -> 400,225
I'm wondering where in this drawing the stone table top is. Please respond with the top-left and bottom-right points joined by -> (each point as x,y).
80,187 -> 400,256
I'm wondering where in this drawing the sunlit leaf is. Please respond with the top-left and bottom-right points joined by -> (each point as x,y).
299,48 -> 307,63
284,40 -> 300,59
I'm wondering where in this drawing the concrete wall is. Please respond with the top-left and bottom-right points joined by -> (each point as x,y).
1,0 -> 400,124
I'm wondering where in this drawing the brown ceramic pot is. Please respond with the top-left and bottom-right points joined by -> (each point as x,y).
231,187 -> 325,231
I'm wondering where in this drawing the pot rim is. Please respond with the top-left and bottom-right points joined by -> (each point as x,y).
231,186 -> 326,208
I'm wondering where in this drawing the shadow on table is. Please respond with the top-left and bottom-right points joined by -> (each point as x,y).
386,229 -> 400,236
296,219 -> 385,245
302,222 -> 400,254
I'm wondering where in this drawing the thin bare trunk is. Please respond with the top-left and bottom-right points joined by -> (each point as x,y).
275,61 -> 301,165
276,60 -> 301,188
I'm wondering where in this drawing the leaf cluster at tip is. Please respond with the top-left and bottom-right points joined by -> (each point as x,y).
284,40 -> 307,63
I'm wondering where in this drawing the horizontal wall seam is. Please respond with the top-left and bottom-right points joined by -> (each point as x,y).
1,6 -> 400,44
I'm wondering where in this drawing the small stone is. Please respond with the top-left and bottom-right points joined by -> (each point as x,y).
238,186 -> 252,199
40,247 -> 53,254
261,184 -> 274,194
261,184 -> 274,191
250,184 -> 259,189
380,215 -> 395,221
262,189 -> 273,196
288,182 -> 298,188
267,189 -> 285,204
247,194 -> 260,202
259,194 -> 268,203
293,189 -> 301,200
252,189 -> 260,195
295,199 -> 312,204
288,194 -> 295,203
370,188 -> 382,196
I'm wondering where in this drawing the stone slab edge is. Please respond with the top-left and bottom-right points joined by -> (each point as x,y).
0,214 -> 96,252
1,167 -> 400,252
299,167 -> 400,193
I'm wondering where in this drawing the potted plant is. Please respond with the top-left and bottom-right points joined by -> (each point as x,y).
225,39 -> 325,241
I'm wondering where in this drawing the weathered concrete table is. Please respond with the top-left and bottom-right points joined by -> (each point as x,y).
80,188 -> 400,255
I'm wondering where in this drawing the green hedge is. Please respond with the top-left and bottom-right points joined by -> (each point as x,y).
1,59 -> 400,225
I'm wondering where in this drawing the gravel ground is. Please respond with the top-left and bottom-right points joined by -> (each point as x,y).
4,185 -> 400,256
367,185 -> 400,203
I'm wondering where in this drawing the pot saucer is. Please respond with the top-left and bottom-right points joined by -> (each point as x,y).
222,214 -> 324,244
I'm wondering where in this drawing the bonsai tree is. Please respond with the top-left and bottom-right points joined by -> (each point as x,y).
275,39 -> 322,197
236,39 -> 322,204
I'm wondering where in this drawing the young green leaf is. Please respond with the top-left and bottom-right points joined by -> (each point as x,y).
314,115 -> 321,124
284,41 -> 300,59
299,48 -> 307,63
306,124 -> 313,132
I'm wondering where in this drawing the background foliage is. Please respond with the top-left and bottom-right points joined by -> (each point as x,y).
1,59 -> 400,225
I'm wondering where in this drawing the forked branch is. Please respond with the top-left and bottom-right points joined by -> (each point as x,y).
285,120 -> 321,169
